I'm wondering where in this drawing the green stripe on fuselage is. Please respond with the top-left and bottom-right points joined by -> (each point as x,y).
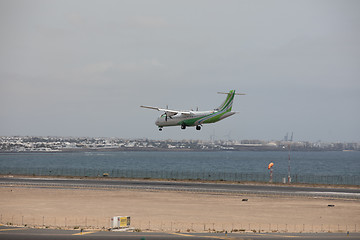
178,110 -> 229,126
178,115 -> 206,126
202,110 -> 229,123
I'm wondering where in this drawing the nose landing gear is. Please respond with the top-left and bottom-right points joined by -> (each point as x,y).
196,125 -> 201,131
158,127 -> 163,131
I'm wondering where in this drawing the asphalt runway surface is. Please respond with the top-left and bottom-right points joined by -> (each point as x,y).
1,226 -> 360,240
0,176 -> 359,199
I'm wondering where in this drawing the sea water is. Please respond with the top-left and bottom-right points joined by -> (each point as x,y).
0,151 -> 359,176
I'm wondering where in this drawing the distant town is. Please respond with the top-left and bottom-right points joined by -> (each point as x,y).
0,136 -> 359,152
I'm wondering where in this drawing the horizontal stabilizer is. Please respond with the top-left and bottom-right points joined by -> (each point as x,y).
217,92 -> 246,95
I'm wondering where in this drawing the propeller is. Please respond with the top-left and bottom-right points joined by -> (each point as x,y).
165,105 -> 168,121
165,112 -> 174,121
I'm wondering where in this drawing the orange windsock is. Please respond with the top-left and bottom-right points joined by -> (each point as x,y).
268,162 -> 274,169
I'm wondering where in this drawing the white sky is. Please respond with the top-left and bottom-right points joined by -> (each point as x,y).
1,0 -> 359,142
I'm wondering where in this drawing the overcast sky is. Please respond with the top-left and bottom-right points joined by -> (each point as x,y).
1,0 -> 359,142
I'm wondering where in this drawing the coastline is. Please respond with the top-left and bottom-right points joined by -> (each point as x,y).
1,147 -> 359,153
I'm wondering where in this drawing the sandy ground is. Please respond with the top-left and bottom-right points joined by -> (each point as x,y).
0,186 -> 359,233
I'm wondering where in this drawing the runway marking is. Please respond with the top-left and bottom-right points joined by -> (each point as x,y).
171,232 -> 300,239
72,231 -> 98,235
252,233 -> 300,238
0,228 -> 24,231
169,232 -> 237,239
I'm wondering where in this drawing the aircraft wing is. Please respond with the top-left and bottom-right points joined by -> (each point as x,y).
140,105 -> 192,116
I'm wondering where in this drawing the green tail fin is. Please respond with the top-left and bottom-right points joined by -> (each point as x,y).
216,90 -> 235,112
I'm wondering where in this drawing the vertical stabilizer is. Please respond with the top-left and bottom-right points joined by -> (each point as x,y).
216,90 -> 235,112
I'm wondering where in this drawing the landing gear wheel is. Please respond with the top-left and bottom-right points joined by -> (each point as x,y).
159,127 -> 163,131
196,125 -> 201,130
181,124 -> 186,130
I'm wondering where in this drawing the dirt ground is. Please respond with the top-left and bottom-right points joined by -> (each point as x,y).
0,186 -> 359,233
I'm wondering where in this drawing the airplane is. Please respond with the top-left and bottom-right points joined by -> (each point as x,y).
140,90 -> 245,131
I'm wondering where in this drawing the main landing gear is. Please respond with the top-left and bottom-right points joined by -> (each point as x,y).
180,124 -> 201,130
159,125 -> 202,131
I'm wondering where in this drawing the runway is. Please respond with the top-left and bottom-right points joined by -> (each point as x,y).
1,177 -> 360,238
1,226 -> 360,240
0,176 -> 359,199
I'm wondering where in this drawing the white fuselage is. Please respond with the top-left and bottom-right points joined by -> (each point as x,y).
155,111 -> 214,127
